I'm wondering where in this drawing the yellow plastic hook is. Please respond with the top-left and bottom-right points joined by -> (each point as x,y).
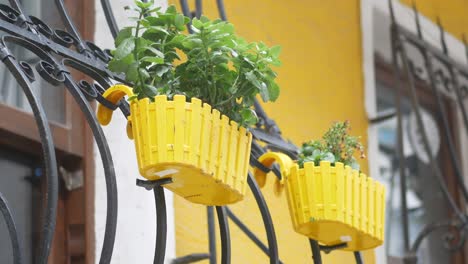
97,84 -> 134,139
252,152 -> 293,196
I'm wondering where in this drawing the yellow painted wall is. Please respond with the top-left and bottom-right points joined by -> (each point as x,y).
169,0 -> 374,263
400,0 -> 468,41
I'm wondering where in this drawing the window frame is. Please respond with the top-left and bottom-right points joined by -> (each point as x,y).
0,0 -> 96,263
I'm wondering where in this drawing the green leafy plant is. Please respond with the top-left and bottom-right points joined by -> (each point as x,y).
297,121 -> 365,170
108,0 -> 281,127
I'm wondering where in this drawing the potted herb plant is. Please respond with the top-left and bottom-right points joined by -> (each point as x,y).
254,121 -> 385,251
96,1 -> 281,206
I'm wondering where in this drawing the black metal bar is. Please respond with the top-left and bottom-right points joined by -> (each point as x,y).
195,0 -> 202,18
247,173 -> 279,264
0,19 -> 124,82
309,240 -> 322,264
171,253 -> 210,264
3,33 -> 119,263
369,109 -> 396,124
354,251 -> 363,264
1,39 -> 59,264
54,0 -> 87,52
319,243 -> 348,254
226,207 -> 284,264
390,24 -> 413,251
216,0 -> 227,21
395,23 -> 468,82
393,26 -> 465,221
62,74 -> 119,264
216,206 -> 231,264
207,206 -> 217,264
154,186 -> 167,264
226,207 -> 268,253
414,36 -> 468,202
100,0 -> 119,38
0,192 -> 24,264
136,178 -> 173,190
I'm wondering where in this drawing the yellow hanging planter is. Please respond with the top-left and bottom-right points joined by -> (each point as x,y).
254,152 -> 385,251
97,84 -> 252,206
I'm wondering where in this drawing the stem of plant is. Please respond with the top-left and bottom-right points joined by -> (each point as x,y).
134,8 -> 146,95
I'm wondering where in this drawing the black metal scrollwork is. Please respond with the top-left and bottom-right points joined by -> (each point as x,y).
386,0 -> 468,263
0,1 -> 367,264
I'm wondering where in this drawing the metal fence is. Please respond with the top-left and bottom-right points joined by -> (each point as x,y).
369,1 -> 468,263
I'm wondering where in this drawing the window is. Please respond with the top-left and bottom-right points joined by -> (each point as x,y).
0,0 -> 95,263
373,6 -> 465,264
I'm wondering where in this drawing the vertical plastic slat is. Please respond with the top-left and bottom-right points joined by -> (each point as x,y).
173,95 -> 185,162
368,178 -> 375,237
183,99 -> 191,162
235,127 -> 247,192
226,121 -> 239,189
336,163 -> 345,222
241,133 -> 253,194
321,161 -> 332,219
360,174 -> 368,233
380,184 -> 386,239
140,98 -> 151,166
375,182 -> 382,240
166,101 -> 175,162
199,104 -> 212,172
330,164 -> 337,220
312,163 -> 323,219
148,100 -> 157,165
345,166 -> 353,225
217,115 -> 230,184
353,169 -> 360,229
189,98 -> 202,166
155,96 -> 168,163
209,110 -> 221,179
130,103 -> 143,169
304,163 -> 315,223
287,166 -> 299,228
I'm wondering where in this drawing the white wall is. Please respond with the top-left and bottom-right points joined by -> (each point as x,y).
93,1 -> 176,263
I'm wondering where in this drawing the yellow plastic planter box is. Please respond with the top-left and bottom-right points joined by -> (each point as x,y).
254,152 -> 385,251
97,85 -> 252,205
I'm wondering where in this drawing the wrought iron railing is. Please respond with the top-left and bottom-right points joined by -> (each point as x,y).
0,0 -> 367,263
371,1 -> 468,263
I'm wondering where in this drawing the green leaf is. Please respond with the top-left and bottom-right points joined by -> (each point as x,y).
322,152 -> 336,163
143,84 -> 158,97
174,14 -> 185,30
125,62 -> 139,82
139,46 -> 164,58
108,53 -> 134,73
165,5 -> 177,14
154,65 -> 171,77
240,108 -> 258,126
115,38 -> 135,59
267,82 -> 280,101
135,0 -> 153,9
115,27 -> 132,46
139,68 -> 150,80
141,56 -> 164,64
245,71 -> 262,89
128,95 -> 138,101
145,26 -> 169,35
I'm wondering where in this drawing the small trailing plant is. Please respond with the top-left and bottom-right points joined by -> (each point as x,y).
108,0 -> 281,127
297,121 -> 365,170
